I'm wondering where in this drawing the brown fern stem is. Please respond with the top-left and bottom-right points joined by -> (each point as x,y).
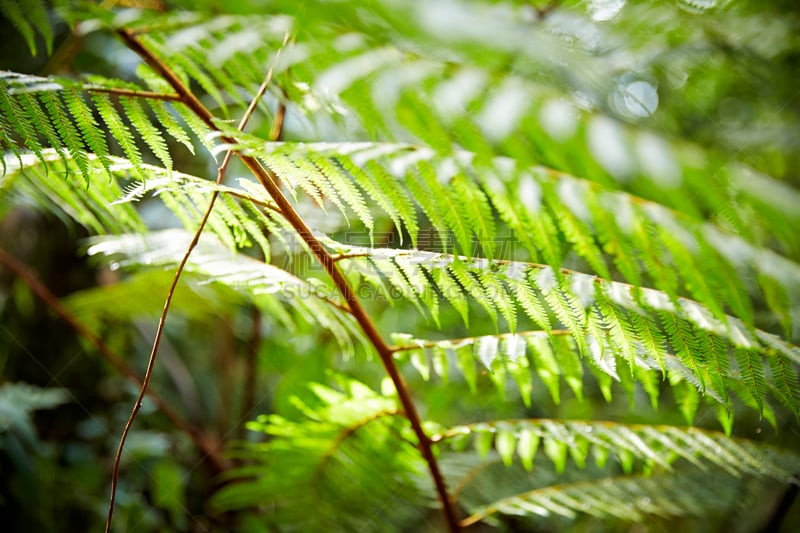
104,182 -> 223,533
117,28 -> 462,531
244,155 -> 463,531
86,86 -> 182,102
104,33 -> 281,532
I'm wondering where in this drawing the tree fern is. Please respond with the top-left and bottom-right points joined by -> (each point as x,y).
1,1 -> 799,531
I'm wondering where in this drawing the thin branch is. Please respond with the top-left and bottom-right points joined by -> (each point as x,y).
331,252 -> 372,263
0,247 -> 228,473
117,28 -> 463,531
759,480 -> 799,533
217,189 -> 282,214
104,41 -> 282,533
533,1 -> 560,20
86,86 -> 182,102
269,98 -> 287,142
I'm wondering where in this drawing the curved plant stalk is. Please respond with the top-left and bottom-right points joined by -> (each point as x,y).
104,36 -> 289,533
117,28 -> 463,531
85,86 -> 182,102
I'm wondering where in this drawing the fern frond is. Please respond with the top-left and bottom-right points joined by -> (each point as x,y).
0,3 -> 794,533
448,258 -> 499,328
119,96 -> 173,171
0,70 -> 217,183
766,352 -> 800,418
41,90 -> 93,179
212,376 -> 428,530
91,93 -> 145,181
218,5 -> 800,254
0,0 -> 52,56
534,269 -> 587,354
224,140 -> 800,335
0,77 -> 46,167
327,239 -> 767,351
51,4 -> 800,255
86,230 -> 360,354
462,471 -> 770,527
392,327 -> 754,414
343,243 -> 800,415
73,13 -> 298,118
1,150 -> 143,233
63,87 -> 114,178
733,348 -> 768,413
147,99 -> 196,155
434,420 -> 800,482
435,418 -> 800,525
3,149 -> 287,260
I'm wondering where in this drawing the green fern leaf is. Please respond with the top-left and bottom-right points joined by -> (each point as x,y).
91,93 -> 145,181
533,267 -> 587,354
449,258 -> 498,328
63,87 -> 112,178
170,101 -> 217,154
627,311 -> 668,373
120,96 -> 173,171
404,161 -> 454,252
353,157 -> 418,245
0,0 -> 51,56
477,269 -> 516,332
310,154 -> 373,235
433,265 -> 470,326
767,351 -> 800,415
595,291 -> 639,373
733,348 -> 768,413
40,91 -> 91,179
659,312 -> 707,390
3,150 -> 144,233
527,335 -> 563,404
451,172 -> 496,257
87,230 -> 358,353
505,274 -> 551,332
16,91 -> 69,167
0,77 -> 45,167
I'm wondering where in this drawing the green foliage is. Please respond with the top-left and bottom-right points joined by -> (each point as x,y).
0,382 -> 69,442
1,0 -> 799,531
213,378 -> 430,531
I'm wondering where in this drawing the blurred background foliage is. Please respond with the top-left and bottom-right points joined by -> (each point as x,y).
0,0 -> 799,531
